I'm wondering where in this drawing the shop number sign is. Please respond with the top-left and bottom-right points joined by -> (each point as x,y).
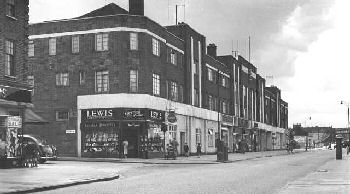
7,116 -> 22,128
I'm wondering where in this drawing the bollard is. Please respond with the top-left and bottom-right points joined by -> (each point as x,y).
336,135 -> 343,160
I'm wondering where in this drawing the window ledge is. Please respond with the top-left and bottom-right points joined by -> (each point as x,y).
6,15 -> 17,21
4,75 -> 16,79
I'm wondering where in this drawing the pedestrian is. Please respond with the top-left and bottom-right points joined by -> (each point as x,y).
196,143 -> 201,158
123,139 -> 128,158
184,142 -> 189,157
346,142 -> 349,155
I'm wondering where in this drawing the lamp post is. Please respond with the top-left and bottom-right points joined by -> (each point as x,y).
340,101 -> 350,141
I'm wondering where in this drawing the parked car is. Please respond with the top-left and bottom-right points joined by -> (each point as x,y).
22,134 -> 58,163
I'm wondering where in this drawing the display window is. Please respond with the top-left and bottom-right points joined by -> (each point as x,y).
82,129 -> 119,158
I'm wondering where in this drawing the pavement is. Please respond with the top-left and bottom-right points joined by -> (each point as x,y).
279,149 -> 350,194
0,148 -> 341,194
59,149 -> 304,164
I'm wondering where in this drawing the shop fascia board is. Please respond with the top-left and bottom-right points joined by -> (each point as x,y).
255,122 -> 286,134
77,94 -> 220,121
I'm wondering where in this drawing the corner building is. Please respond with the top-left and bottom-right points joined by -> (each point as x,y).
29,1 -> 288,158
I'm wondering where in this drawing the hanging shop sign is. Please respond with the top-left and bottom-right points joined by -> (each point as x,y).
167,111 -> 177,123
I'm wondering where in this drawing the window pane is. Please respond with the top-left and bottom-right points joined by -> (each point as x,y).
49,38 -> 56,55
130,70 -> 138,92
72,36 -> 79,53
130,33 -> 138,50
153,74 -> 160,96
28,41 -> 34,57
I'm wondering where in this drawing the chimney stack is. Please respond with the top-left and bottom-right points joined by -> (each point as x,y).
207,43 -> 217,58
129,0 -> 144,16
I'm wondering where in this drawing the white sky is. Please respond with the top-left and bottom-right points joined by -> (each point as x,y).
29,0 -> 350,128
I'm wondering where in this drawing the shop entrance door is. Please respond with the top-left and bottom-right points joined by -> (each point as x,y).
180,132 -> 185,155
123,128 -> 139,158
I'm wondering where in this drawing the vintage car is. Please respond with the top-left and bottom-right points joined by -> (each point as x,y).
22,134 -> 58,163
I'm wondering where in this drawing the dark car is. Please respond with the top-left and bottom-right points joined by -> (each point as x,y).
22,134 -> 58,163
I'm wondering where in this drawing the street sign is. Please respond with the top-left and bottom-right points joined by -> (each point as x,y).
66,130 -> 76,134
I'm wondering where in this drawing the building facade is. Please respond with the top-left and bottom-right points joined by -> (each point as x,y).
0,0 -> 41,131
28,1 -> 288,158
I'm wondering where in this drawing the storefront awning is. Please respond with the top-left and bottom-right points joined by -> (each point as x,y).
24,109 -> 48,124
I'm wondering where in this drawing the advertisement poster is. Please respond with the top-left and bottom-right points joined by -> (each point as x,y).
6,128 -> 18,157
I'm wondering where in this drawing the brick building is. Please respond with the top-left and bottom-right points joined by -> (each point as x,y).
0,0 -> 46,132
28,0 -> 288,157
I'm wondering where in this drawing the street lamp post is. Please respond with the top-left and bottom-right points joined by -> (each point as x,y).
340,101 -> 350,141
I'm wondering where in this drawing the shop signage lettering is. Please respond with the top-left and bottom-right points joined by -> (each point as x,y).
81,121 -> 117,129
150,110 -> 163,121
124,109 -> 144,120
86,109 -> 113,120
7,116 -> 22,128
66,130 -> 76,134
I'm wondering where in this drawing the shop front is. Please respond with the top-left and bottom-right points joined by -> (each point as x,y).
80,108 -> 165,158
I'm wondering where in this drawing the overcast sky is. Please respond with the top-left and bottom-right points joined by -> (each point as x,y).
29,0 -> 350,128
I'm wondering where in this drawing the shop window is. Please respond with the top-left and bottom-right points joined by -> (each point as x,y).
208,129 -> 214,147
130,33 -> 138,50
56,111 -> 69,121
49,38 -> 56,56
152,38 -> 160,56
196,128 -> 201,144
95,71 -> 109,93
168,125 -> 177,140
5,40 -> 15,76
72,36 -> 79,53
28,41 -> 34,57
82,129 -> 119,158
95,33 -> 108,51
56,73 -> 69,86
152,73 -> 160,96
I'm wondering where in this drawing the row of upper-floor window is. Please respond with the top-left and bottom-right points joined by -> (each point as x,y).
28,70 -> 184,103
28,32 -> 183,67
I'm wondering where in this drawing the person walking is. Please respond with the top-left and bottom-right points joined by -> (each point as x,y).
346,142 -> 349,155
196,143 -> 202,158
123,139 -> 128,158
184,142 -> 189,157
